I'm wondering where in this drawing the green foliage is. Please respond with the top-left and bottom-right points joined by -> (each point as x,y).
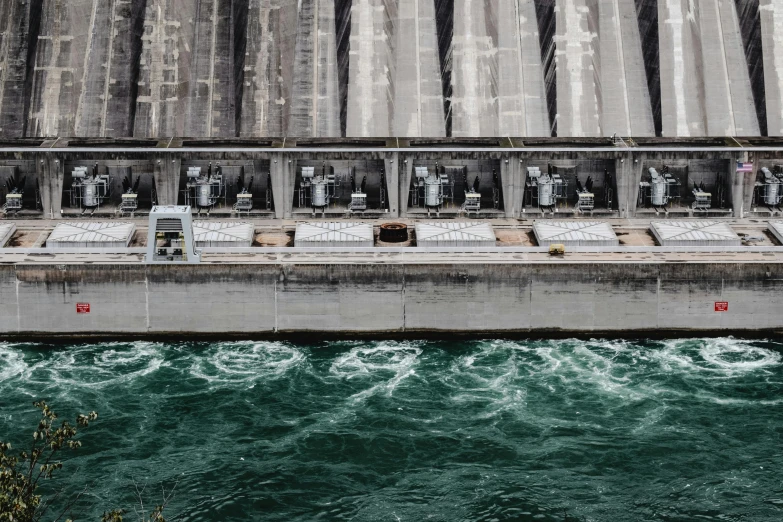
1,402 -> 175,522
0,401 -> 97,522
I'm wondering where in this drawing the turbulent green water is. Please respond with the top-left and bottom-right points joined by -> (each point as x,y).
1,338 -> 782,521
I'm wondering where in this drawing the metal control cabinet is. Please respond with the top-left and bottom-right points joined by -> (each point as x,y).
145,206 -> 200,264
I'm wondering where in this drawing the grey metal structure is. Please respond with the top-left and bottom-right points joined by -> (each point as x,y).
462,192 -> 481,214
145,206 -> 200,264
640,167 -> 681,208
185,163 -> 224,209
415,222 -> 495,247
691,188 -> 712,210
294,222 -> 374,247
525,166 -> 568,209
650,221 -> 741,247
192,221 -> 254,248
757,167 -> 783,207
46,222 -> 135,249
69,164 -> 110,209
297,164 -> 338,210
3,167 -> 25,213
533,221 -> 619,247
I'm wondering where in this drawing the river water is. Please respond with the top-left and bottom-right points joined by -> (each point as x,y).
1,338 -> 782,521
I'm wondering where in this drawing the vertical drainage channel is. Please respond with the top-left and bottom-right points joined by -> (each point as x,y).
335,0 -> 352,137
534,0 -> 556,136
22,0 -> 44,137
733,0 -> 767,136
434,0 -> 453,137
633,0 -> 662,137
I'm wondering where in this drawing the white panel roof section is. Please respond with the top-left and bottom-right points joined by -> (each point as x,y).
650,221 -> 741,247
415,222 -> 495,247
769,221 -> 783,245
295,222 -> 374,247
193,221 -> 254,247
533,221 -> 618,247
0,223 -> 16,247
46,222 -> 135,248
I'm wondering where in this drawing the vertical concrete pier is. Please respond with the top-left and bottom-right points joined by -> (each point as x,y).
451,0 -> 498,137
598,0 -> 654,136
241,0 -> 293,137
135,0 -> 194,137
28,0 -> 95,136
185,0 -> 240,137
346,0 -> 394,136
555,0 -> 601,137
555,0 -> 653,137
760,0 -> 783,135
75,0 -> 143,137
289,0 -> 341,137
0,0 -> 37,137
495,0 -> 549,136
394,0 -> 446,137
658,0 -> 758,137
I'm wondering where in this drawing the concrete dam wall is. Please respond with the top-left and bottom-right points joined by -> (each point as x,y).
2,262 -> 782,338
0,0 -> 780,138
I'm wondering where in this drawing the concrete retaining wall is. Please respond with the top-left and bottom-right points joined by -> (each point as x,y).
2,262 -> 781,338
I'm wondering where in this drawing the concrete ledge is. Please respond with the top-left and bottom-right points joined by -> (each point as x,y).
0,261 -> 781,336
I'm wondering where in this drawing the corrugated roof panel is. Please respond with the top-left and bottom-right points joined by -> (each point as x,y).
768,221 -> 783,245
533,221 -> 618,247
193,221 -> 254,247
0,223 -> 16,247
295,222 -> 374,247
46,222 -> 135,249
650,221 -> 741,246
415,222 -> 496,247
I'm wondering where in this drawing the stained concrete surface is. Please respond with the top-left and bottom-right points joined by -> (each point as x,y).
0,0 -> 781,138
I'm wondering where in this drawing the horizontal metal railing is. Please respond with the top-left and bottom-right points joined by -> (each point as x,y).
0,245 -> 781,256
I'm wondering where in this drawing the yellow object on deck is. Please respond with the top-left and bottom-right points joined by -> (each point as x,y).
549,244 -> 565,256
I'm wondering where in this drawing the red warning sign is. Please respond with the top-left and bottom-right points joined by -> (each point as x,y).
714,302 -> 729,312
76,303 -> 90,314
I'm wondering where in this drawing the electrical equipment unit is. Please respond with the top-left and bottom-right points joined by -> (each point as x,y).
691,181 -> 712,210
70,164 -> 110,209
461,174 -> 482,213
3,174 -> 24,212
756,167 -> 783,207
463,192 -> 481,213
575,176 -> 595,211
185,163 -> 224,209
424,174 -> 443,208
525,165 -> 567,209
411,166 -> 444,211
233,174 -> 255,212
297,163 -> 339,210
118,174 -> 142,213
349,171 -> 367,212
639,167 -> 680,208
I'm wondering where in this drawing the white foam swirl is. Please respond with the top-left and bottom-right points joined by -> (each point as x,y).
189,341 -> 306,385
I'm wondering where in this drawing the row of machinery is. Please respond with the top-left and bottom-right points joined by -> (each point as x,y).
523,164 -> 612,212
639,165 -> 726,210
410,164 -> 500,215
296,163 -> 386,214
